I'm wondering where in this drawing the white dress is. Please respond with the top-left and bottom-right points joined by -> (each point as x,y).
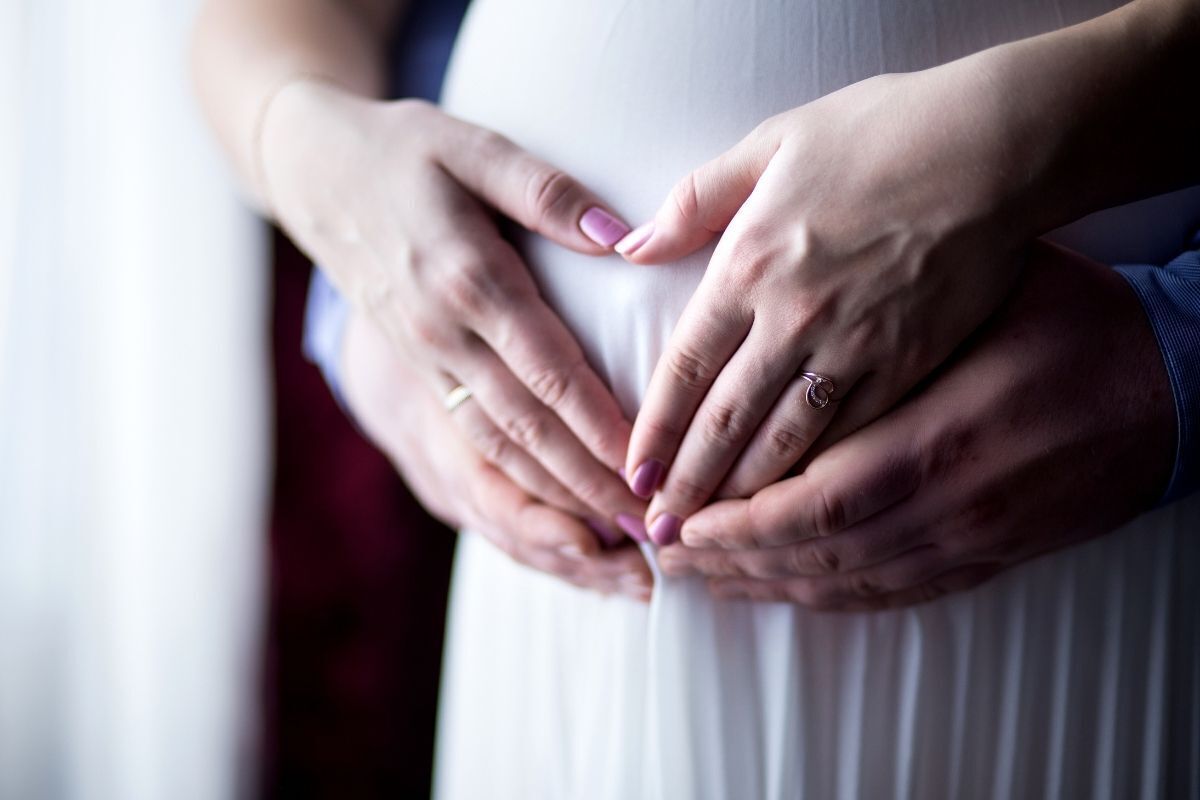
433,1 -> 1200,797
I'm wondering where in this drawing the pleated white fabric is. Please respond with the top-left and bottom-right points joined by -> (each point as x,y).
433,1 -> 1200,797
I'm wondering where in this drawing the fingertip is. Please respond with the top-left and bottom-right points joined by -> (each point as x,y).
648,512 -> 683,546
679,520 -> 713,548
579,206 -> 632,249
628,458 -> 666,499
614,221 -> 655,259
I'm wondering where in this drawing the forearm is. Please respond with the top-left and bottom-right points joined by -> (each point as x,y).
190,0 -> 403,211
978,0 -> 1200,237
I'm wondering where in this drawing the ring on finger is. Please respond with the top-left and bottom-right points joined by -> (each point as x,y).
798,371 -> 836,410
444,384 -> 475,412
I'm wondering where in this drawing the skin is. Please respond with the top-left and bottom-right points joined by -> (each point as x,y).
194,0 -> 1197,608
340,307 -> 653,599
657,242 -> 1176,610
620,0 -> 1200,545
191,0 -> 650,546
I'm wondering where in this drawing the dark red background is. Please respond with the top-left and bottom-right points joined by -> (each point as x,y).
262,230 -> 456,798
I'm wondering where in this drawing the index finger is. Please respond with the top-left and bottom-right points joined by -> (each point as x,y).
437,118 -> 630,255
469,271 -> 636,473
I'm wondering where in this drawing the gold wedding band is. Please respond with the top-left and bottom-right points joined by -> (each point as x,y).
444,385 -> 474,412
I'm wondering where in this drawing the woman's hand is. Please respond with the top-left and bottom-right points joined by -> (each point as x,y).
619,65 -> 1033,543
342,309 -> 654,601
656,242 -> 1174,610
263,79 -> 648,538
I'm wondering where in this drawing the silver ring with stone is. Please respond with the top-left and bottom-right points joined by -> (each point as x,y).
798,372 -> 836,410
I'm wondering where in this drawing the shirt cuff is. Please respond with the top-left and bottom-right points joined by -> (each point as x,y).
1115,236 -> 1200,505
302,267 -> 351,410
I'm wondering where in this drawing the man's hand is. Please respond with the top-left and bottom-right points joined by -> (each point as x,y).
341,310 -> 653,601
658,242 -> 1175,611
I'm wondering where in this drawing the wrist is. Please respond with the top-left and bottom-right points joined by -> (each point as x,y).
258,77 -> 383,225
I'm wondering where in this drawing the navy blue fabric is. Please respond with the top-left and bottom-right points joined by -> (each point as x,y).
1115,227 -> 1200,505
302,0 -> 470,405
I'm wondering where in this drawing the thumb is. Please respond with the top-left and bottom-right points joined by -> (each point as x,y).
438,120 -> 631,255
616,129 -> 777,264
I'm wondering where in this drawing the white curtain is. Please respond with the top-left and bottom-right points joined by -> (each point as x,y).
0,2 -> 269,798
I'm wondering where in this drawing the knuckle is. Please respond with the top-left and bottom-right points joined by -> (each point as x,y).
702,400 -> 751,446
666,475 -> 712,509
639,413 -> 686,446
407,313 -> 448,349
526,362 -> 576,409
502,411 -> 548,451
526,167 -> 576,230
670,171 -> 703,223
846,571 -> 885,600
809,489 -> 848,538
665,347 -> 716,391
475,428 -> 511,465
805,541 -> 842,574
441,259 -> 496,318
764,421 -> 810,460
569,476 -> 609,509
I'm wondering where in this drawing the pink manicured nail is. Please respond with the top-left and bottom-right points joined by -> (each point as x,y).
615,222 -> 654,256
580,207 -> 631,247
629,459 -> 665,499
615,512 -> 649,543
587,518 -> 624,548
649,513 -> 683,546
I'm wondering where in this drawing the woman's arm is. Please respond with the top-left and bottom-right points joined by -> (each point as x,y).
190,0 -> 651,547
191,0 -> 402,210
980,0 -> 1200,235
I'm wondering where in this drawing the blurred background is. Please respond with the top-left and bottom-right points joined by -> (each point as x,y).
0,2 -> 454,797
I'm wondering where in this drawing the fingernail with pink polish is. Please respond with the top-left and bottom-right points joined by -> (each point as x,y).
629,459 -> 665,499
649,513 -> 683,546
587,518 -> 623,548
615,512 -> 649,543
615,222 -> 654,256
580,207 -> 631,248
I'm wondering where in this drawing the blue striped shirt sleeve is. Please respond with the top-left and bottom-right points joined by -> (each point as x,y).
1115,232 -> 1200,505
301,269 -> 352,410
